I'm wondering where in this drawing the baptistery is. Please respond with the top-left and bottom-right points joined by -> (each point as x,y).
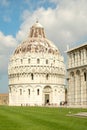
8,21 -> 65,106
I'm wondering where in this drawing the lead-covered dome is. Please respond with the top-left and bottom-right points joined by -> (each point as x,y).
14,21 -> 59,55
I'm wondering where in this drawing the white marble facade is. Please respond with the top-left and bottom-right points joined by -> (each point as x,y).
67,43 -> 87,107
8,21 -> 65,106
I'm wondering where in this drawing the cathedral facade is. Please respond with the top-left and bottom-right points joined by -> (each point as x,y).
8,21 -> 65,106
67,43 -> 87,107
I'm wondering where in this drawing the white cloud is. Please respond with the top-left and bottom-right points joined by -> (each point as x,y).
1,0 -> 87,77
0,32 -> 17,48
0,32 -> 17,74
16,0 -> 87,53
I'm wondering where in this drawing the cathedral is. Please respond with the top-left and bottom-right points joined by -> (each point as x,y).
8,21 -> 65,106
67,43 -> 87,107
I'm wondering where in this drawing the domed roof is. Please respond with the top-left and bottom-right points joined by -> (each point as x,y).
14,21 -> 60,55
32,20 -> 43,28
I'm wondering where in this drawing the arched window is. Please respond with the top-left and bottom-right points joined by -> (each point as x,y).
20,89 -> 22,95
79,51 -> 81,59
37,89 -> 40,95
73,53 -> 75,64
21,59 -> 23,64
46,74 -> 49,80
37,58 -> 40,64
31,73 -> 34,80
28,58 -> 30,64
84,72 -> 86,81
28,89 -> 30,95
9,87 -> 11,93
86,49 -> 87,57
46,59 -> 48,64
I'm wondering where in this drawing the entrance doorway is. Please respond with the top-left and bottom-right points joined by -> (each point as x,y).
43,86 -> 52,105
45,94 -> 49,104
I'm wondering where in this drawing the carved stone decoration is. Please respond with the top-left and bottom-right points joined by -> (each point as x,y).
67,44 -> 87,107
8,21 -> 65,106
43,86 -> 52,93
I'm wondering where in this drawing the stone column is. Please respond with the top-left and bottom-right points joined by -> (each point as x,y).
83,49 -> 86,64
68,71 -> 75,106
75,51 -> 78,67
72,74 -> 75,105
74,73 -> 77,105
86,70 -> 87,106
77,51 -> 79,66
78,51 -> 81,66
68,54 -> 71,68
67,74 -> 71,106
72,53 -> 74,67
75,70 -> 81,106
82,70 -> 87,106
80,72 -> 84,106
81,49 -> 84,65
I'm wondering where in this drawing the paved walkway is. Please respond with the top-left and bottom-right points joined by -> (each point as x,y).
74,112 -> 87,117
67,112 -> 87,118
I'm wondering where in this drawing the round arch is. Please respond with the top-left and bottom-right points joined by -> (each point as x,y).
43,86 -> 52,105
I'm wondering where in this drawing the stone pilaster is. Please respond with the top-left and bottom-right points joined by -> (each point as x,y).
83,49 -> 86,64
80,73 -> 84,105
81,49 -> 84,65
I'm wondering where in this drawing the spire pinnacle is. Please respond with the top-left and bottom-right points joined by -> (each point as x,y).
36,18 -> 38,23
29,21 -> 46,38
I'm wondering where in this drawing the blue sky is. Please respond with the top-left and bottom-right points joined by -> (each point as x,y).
0,0 -> 56,36
0,0 -> 87,93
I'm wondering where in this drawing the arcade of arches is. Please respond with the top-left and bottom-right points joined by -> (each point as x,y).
68,69 -> 87,106
67,44 -> 87,107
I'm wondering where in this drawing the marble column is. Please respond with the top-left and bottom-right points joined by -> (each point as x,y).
81,49 -> 84,65
80,72 -> 84,105
83,49 -> 86,64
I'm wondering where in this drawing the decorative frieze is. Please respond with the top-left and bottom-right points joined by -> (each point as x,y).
67,43 -> 87,107
8,21 -> 65,106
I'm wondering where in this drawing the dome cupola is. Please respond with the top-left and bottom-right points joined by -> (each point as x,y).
14,21 -> 59,55
29,21 -> 46,38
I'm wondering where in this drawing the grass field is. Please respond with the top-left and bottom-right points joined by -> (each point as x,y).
0,106 -> 87,130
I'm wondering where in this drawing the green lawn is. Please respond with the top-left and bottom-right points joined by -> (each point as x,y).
0,106 -> 87,130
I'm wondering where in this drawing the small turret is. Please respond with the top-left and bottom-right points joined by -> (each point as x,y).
29,21 -> 46,38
